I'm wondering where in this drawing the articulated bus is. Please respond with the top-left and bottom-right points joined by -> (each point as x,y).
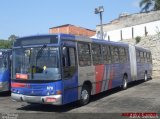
0,49 -> 11,92
11,34 -> 152,105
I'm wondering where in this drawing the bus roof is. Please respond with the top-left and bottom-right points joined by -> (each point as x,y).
59,34 -> 129,47
15,34 -> 150,50
135,46 -> 150,52
16,33 -> 129,47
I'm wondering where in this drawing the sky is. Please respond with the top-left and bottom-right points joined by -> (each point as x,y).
0,0 -> 141,39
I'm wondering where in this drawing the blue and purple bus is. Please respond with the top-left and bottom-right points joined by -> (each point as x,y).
0,49 -> 11,92
11,34 -> 152,105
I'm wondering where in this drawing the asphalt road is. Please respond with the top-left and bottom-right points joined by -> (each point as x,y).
0,78 -> 160,119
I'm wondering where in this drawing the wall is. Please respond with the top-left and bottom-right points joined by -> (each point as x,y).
105,20 -> 160,41
96,10 -> 160,41
49,26 -> 69,34
49,25 -> 96,37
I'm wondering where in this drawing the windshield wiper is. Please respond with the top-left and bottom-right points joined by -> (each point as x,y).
31,44 -> 47,79
35,44 -> 46,66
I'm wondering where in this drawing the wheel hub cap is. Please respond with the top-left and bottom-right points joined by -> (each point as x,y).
124,79 -> 127,88
81,90 -> 88,100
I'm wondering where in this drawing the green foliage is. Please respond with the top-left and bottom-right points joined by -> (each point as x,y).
0,34 -> 18,49
135,36 -> 141,44
154,0 -> 160,10
0,40 -> 12,49
8,34 -> 19,42
140,0 -> 160,12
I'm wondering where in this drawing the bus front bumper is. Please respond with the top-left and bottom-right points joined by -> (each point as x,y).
11,93 -> 62,105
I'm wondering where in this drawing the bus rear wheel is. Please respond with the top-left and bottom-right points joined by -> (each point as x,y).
79,85 -> 91,106
122,75 -> 128,90
144,72 -> 148,81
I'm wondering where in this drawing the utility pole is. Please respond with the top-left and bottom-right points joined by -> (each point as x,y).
95,6 -> 104,40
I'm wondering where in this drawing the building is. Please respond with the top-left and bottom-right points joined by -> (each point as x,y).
49,24 -> 96,37
96,10 -> 160,41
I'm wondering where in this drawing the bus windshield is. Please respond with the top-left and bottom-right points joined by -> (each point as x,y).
12,46 -> 61,81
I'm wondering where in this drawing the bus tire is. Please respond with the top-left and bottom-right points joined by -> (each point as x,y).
122,75 -> 128,90
144,72 -> 148,81
79,85 -> 91,106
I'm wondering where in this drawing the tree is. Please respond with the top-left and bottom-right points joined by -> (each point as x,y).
8,34 -> 19,46
0,34 -> 18,49
140,0 -> 160,12
8,34 -> 18,42
154,0 -> 160,10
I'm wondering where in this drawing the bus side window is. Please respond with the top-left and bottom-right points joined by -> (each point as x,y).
78,42 -> 91,67
136,50 -> 140,63
102,45 -> 111,64
144,52 -> 147,63
140,52 -> 144,63
92,44 -> 102,65
62,47 -> 76,79
119,47 -> 126,63
125,48 -> 129,62
111,46 -> 119,64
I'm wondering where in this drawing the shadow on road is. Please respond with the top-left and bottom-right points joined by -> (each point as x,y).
17,102 -> 80,112
90,79 -> 146,102
16,79 -> 149,112
0,91 -> 11,97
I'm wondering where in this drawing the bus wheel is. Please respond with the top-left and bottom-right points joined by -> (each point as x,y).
122,75 -> 128,90
144,72 -> 148,81
79,85 -> 91,106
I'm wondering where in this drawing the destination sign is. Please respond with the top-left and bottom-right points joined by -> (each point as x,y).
14,35 -> 58,47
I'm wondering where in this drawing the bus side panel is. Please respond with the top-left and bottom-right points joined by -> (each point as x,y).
148,54 -> 152,78
78,66 -> 95,99
105,47 -> 131,90
93,65 -> 115,93
95,65 -> 105,93
91,49 -> 131,94
101,65 -> 112,91
97,63 -> 130,93
149,63 -> 152,78
95,64 -> 118,93
137,62 -> 144,80
107,63 -> 131,90
110,64 -> 122,89
63,72 -> 78,104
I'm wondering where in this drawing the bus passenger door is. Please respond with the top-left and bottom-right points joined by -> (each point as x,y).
61,44 -> 78,104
